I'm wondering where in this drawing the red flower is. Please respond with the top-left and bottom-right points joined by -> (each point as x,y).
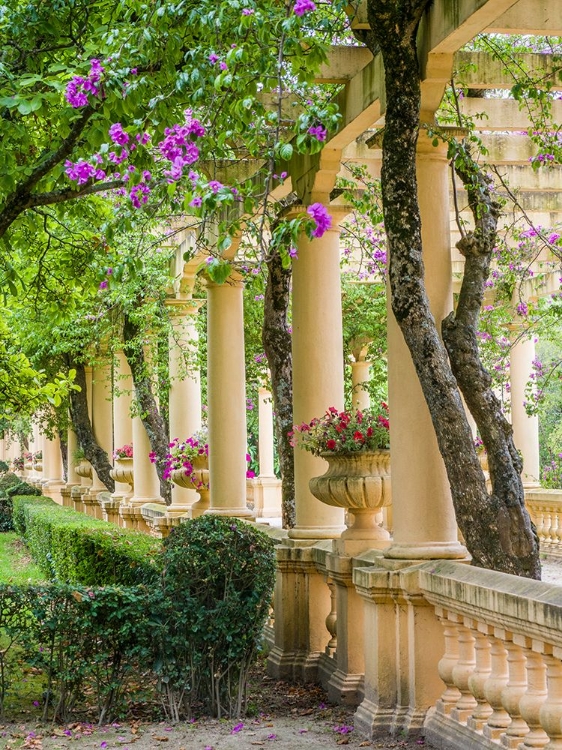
378,416 -> 389,429
326,439 -> 337,450
353,431 -> 364,442
366,426 -> 373,437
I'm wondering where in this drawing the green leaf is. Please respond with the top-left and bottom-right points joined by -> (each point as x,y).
278,143 -> 293,161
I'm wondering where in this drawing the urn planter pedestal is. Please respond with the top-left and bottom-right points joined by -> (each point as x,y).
309,450 -> 391,546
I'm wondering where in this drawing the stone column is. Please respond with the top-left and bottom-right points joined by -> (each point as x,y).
98,351 -> 134,524
85,363 -> 113,518
510,332 -> 540,487
42,432 -> 64,504
120,405 -> 163,530
166,298 -> 203,517
60,425 -> 80,507
112,350 -> 133,496
384,132 -> 467,561
268,208 -> 347,684
206,273 -> 252,517
290,212 -> 347,540
351,341 -> 371,411
253,385 -> 282,518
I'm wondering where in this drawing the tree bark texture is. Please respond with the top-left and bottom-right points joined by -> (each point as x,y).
262,247 -> 295,528
366,0 -> 540,577
123,313 -> 172,505
66,359 -> 115,493
443,147 -> 540,575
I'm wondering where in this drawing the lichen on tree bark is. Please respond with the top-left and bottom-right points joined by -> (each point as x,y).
262,245 -> 295,528
365,0 -> 540,577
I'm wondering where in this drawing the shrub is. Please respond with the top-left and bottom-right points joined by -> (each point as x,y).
0,472 -> 21,494
12,495 -> 56,536
12,497 -> 161,585
0,583 -> 153,723
0,484 -> 43,532
155,516 -> 276,720
6,481 -> 42,498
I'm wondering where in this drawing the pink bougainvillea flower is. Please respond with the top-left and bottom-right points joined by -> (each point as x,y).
307,203 -> 332,238
294,0 -> 316,14
108,123 -> 130,146
308,124 -> 327,141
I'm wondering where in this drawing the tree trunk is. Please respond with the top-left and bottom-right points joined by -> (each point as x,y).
443,145 -> 540,575
122,313 -> 172,505
67,359 -> 115,493
366,0 -> 540,577
262,247 -> 295,528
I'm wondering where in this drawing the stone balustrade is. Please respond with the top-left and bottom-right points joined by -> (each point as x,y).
419,561 -> 562,750
526,488 -> 562,556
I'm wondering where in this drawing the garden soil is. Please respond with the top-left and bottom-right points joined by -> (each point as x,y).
0,666 -> 431,750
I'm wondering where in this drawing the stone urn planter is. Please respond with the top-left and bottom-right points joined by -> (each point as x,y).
309,450 -> 391,542
32,461 -> 43,473
171,454 -> 210,517
110,457 -> 134,498
75,460 -> 92,480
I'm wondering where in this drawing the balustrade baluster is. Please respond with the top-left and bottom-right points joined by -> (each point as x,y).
483,635 -> 511,742
549,510 -> 559,548
533,506 -> 545,545
517,640 -> 549,750
500,640 -> 529,748
451,621 -> 478,723
542,510 -> 552,549
435,612 -> 461,716
539,653 -> 562,749
325,580 -> 337,658
467,627 -> 493,731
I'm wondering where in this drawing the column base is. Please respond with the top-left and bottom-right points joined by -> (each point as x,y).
60,485 -> 78,508
266,646 -> 321,683
71,485 -> 86,514
203,507 -> 255,519
384,541 -> 469,560
354,699 -> 397,738
82,491 -> 104,519
252,476 -> 282,518
288,525 -> 346,540
42,481 -> 65,506
100,496 -> 123,526
327,668 -> 364,707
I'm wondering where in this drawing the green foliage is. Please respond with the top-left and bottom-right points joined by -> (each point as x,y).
0,583 -> 152,723
23,584 -> 153,723
155,516 -> 276,720
0,482 -> 42,532
11,496 -> 56,537
11,497 -> 161,585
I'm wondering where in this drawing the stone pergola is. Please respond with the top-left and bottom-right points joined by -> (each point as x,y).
3,1 -> 562,747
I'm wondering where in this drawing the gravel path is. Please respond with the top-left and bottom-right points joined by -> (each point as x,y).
0,716 -> 430,749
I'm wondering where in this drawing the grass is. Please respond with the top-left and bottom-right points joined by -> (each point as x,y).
0,533 -> 45,585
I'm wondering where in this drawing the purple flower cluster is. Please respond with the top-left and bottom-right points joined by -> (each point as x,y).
307,203 -> 332,238
308,124 -> 327,141
294,0 -> 316,15
160,110 -> 205,182
65,59 -> 104,108
64,159 -> 105,185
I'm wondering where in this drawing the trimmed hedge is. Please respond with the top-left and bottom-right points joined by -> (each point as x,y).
12,496 -> 162,585
0,480 -> 43,532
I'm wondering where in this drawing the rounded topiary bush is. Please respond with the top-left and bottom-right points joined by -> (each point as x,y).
156,515 -> 276,720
